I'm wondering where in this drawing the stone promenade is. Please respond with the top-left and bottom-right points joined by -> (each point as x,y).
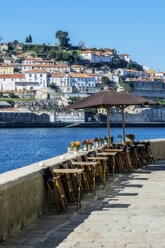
1,161 -> 165,248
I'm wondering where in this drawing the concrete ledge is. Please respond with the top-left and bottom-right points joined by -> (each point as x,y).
0,139 -> 165,241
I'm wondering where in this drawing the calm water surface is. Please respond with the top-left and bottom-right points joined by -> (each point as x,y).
1,127 -> 165,174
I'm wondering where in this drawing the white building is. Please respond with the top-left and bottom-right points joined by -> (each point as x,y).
119,54 -> 130,63
0,43 -> 8,52
52,110 -> 85,123
23,58 -> 43,65
155,72 -> 165,79
50,72 -> 99,95
115,68 -> 150,78
0,69 -> 49,91
26,69 -> 49,88
80,51 -> 112,63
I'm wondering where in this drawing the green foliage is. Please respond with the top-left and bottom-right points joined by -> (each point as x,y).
0,97 -> 36,101
101,76 -> 110,84
0,92 -> 3,98
9,92 -> 16,98
25,35 -> 32,44
48,83 -> 56,89
69,96 -> 81,103
119,79 -> 132,92
0,57 -> 4,63
55,30 -> 70,48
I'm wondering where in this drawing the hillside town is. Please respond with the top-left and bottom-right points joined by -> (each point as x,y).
0,34 -> 165,125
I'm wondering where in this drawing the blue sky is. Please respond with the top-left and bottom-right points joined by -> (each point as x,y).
1,0 -> 165,71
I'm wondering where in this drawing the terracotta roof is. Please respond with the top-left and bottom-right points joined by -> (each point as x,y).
32,64 -> 56,68
104,48 -> 113,51
71,65 -> 83,68
119,69 -> 150,73
0,107 -> 30,113
54,65 -> 70,68
0,64 -> 13,67
88,73 -> 101,76
155,72 -> 165,74
50,73 -> 66,78
25,58 -> 42,61
26,69 -> 47,73
120,54 -> 129,56
70,73 -> 94,78
80,51 -> 94,54
0,74 -> 25,78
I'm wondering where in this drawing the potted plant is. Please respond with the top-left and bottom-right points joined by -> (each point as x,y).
68,141 -> 75,153
103,136 -> 108,145
103,136 -> 114,145
68,141 -> 81,153
98,138 -> 103,147
126,134 -> 135,143
74,141 -> 81,152
81,140 -> 88,151
92,138 -> 99,148
87,140 -> 93,150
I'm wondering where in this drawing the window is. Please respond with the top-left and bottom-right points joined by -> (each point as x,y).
40,74 -> 42,77
29,74 -> 32,77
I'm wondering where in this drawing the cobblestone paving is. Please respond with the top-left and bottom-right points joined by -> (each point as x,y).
1,161 -> 165,248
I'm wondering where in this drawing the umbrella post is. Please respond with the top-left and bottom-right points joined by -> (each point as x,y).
106,108 -> 111,147
122,107 -> 126,144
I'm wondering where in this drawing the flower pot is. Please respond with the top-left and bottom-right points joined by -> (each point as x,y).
68,147 -> 74,154
88,144 -> 93,150
103,139 -> 108,145
126,137 -> 134,143
82,143 -> 88,151
98,140 -> 103,147
93,141 -> 99,148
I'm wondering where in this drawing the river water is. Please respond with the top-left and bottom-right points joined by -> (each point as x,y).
0,127 -> 165,174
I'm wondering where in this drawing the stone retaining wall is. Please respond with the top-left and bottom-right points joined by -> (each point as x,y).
0,138 -> 165,241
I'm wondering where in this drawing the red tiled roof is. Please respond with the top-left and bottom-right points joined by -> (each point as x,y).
0,107 -> 30,112
70,73 -> 94,78
26,69 -> 47,73
71,65 -> 83,68
0,74 -> 25,78
50,73 -> 66,78
120,54 -> 129,56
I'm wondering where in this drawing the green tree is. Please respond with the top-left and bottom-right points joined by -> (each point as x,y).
0,92 -> 3,98
101,76 -> 110,84
55,30 -> 70,47
25,35 -> 32,44
9,92 -> 16,98
29,35 -> 32,43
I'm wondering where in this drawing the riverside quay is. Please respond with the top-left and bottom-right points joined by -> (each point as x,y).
1,139 -> 165,247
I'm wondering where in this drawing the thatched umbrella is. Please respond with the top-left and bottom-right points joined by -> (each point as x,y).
65,90 -> 157,146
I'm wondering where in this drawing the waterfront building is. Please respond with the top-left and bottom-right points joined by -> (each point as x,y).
51,110 -> 85,123
0,107 -> 50,124
80,51 -> 112,63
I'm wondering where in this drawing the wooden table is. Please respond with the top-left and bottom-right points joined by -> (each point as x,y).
87,157 -> 108,187
71,161 -> 97,195
53,168 -> 84,211
97,152 -> 118,176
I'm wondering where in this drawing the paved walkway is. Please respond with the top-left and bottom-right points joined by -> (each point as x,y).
1,161 -> 165,248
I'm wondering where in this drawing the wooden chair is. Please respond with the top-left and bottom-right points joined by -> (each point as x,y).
42,167 -> 68,213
